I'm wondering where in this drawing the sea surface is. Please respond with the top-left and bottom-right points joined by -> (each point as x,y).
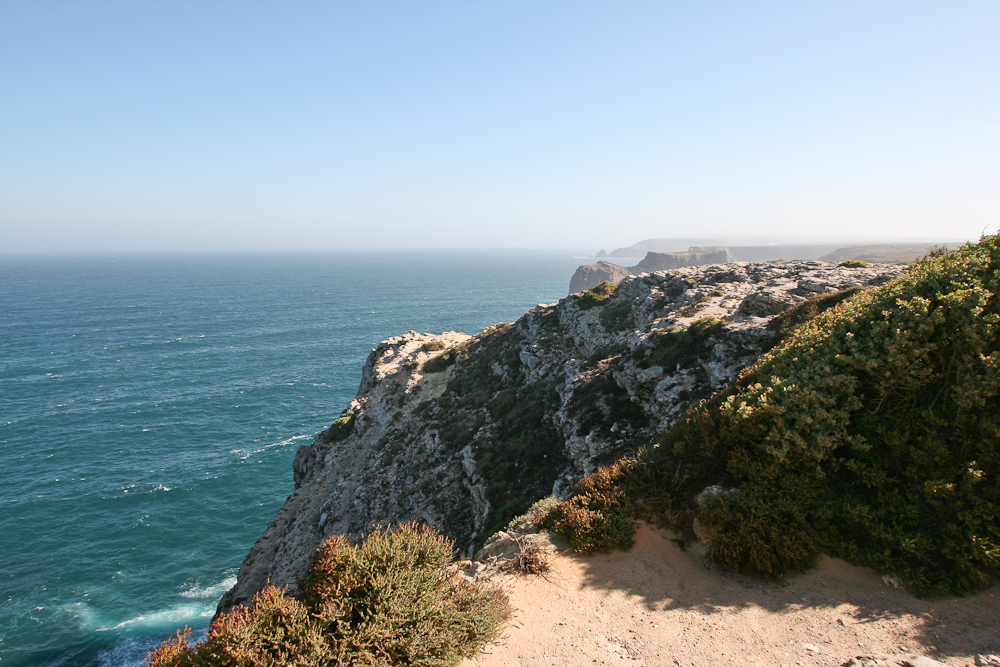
0,251 -> 586,667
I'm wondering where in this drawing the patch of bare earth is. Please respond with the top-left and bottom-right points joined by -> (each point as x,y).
463,525 -> 1000,667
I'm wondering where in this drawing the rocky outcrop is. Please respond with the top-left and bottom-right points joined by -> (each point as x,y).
607,239 -> 844,259
568,261 -> 634,294
569,249 -> 733,294
218,260 -> 906,615
841,655 -> 947,667
630,249 -> 733,273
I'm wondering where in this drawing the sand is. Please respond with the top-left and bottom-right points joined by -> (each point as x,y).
462,525 -> 1000,667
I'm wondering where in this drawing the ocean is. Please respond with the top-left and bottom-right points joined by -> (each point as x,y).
0,251 -> 586,667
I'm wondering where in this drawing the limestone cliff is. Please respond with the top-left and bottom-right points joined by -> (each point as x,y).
568,249 -> 733,294
218,260 -> 905,614
567,261 -> 633,294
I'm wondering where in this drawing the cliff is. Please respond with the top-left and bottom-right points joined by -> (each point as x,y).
573,244 -> 966,295
218,259 -> 905,614
566,261 -> 633,294
568,249 -> 733,294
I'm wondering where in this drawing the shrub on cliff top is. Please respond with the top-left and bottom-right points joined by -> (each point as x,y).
577,281 -> 618,310
550,235 -> 1000,595
543,460 -> 636,555
148,523 -> 509,667
423,349 -> 458,374
147,587 -> 330,667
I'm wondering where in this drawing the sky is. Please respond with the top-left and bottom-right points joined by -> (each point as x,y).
1,1 -> 998,254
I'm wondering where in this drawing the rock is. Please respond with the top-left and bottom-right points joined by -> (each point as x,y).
569,261 -> 634,294
977,656 -> 1000,667
568,250 -> 734,294
841,655 -> 947,667
218,260 -> 906,615
630,249 -> 733,274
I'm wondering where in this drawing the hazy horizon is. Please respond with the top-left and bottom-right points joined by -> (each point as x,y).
2,2 -> 997,254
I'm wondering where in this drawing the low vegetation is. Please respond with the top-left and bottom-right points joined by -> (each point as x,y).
547,235 -> 1000,595
634,317 -> 725,370
148,523 -> 509,667
423,347 -> 459,373
838,259 -> 868,268
322,409 -> 357,444
576,281 -> 618,310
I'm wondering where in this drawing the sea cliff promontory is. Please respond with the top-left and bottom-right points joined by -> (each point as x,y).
218,258 -> 905,613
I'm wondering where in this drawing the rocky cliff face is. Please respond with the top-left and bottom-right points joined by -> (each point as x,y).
568,249 -> 733,294
631,249 -> 733,273
567,261 -> 634,294
218,260 -> 905,614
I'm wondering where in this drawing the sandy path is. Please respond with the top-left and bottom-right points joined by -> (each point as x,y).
463,526 -> 1000,667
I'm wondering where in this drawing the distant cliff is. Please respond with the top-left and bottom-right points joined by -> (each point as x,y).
571,243 -> 965,295
567,261 -> 633,294
218,259 -> 904,614
569,249 -> 732,294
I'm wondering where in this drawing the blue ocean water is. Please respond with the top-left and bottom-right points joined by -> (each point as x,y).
0,251 -> 585,667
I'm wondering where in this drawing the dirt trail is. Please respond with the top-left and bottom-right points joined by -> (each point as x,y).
463,525 -> 1000,667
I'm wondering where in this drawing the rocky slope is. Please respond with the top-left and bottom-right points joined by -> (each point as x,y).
218,260 -> 905,614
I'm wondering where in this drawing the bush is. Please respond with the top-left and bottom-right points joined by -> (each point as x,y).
422,341 -> 447,352
839,259 -> 868,268
577,281 -> 618,310
423,351 -> 457,373
543,461 -> 636,555
323,409 -> 357,444
149,523 -> 509,667
146,587 -> 331,667
764,287 -> 864,349
638,317 -> 725,370
551,235 -> 1000,595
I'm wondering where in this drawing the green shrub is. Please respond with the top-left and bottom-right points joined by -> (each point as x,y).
638,317 -> 725,370
543,461 -> 636,555
552,235 -> 1000,595
423,351 -> 457,373
765,286 -> 864,347
323,409 -> 357,444
303,522 -> 509,666
839,259 -> 868,268
599,298 -> 634,332
507,496 -> 560,531
146,587 -> 331,667
149,523 -> 509,667
577,281 -> 618,310
422,341 -> 447,352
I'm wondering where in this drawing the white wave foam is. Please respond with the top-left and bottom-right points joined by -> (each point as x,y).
231,434 -> 309,461
179,573 -> 237,600
97,602 -> 214,631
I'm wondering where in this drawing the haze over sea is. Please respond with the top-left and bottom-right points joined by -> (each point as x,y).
0,251 -> 586,667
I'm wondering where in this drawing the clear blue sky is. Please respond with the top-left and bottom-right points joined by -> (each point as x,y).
1,1 -> 997,253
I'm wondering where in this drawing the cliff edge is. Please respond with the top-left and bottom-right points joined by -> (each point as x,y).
218,260 -> 905,614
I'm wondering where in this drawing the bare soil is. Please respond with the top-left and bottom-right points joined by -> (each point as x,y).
463,525 -> 1000,667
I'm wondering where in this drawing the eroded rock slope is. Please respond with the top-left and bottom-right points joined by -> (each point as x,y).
218,260 -> 905,613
